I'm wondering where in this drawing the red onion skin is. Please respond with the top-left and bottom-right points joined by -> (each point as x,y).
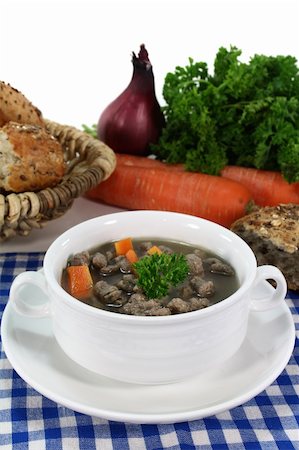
97,45 -> 165,156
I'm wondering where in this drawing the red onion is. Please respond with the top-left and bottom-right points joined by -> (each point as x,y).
97,44 -> 165,156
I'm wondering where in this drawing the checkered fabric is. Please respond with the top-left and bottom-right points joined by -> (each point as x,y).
0,253 -> 298,450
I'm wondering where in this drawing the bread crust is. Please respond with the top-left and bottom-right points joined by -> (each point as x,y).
0,81 -> 44,127
0,122 -> 65,192
231,204 -> 299,291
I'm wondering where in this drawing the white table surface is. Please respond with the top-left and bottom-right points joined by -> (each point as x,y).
0,197 -> 125,253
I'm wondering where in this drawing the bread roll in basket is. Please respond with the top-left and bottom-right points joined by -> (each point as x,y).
0,119 -> 116,241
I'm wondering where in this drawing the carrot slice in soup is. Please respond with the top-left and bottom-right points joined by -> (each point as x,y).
147,245 -> 162,255
67,265 -> 93,299
114,237 -> 134,256
125,249 -> 139,263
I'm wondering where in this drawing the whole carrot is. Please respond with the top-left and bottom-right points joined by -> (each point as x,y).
221,166 -> 299,206
115,153 -> 180,170
116,154 -> 299,206
86,164 -> 252,228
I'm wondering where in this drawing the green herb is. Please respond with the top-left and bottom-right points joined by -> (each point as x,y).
152,46 -> 299,182
82,124 -> 98,139
133,252 -> 189,299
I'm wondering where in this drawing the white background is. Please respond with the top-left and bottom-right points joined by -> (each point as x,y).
1,0 -> 299,250
1,0 -> 299,130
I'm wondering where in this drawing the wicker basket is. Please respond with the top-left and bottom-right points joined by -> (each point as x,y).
0,120 -> 116,242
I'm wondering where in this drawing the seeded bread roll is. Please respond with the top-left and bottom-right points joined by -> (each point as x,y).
230,204 -> 299,291
0,81 -> 44,127
0,122 -> 65,192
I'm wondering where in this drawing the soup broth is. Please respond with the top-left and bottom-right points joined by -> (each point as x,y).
61,238 -> 239,316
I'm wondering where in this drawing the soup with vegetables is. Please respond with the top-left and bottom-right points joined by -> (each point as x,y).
61,237 -> 239,316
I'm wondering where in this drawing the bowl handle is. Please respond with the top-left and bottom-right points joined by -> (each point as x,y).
9,271 -> 51,317
249,265 -> 287,312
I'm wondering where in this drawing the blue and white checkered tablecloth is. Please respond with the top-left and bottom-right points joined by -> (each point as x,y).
0,252 -> 298,450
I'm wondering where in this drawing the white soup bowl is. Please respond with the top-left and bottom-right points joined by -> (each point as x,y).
9,211 -> 287,384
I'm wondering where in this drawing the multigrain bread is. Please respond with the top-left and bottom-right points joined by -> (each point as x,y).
0,81 -> 44,127
231,204 -> 299,291
0,122 -> 65,192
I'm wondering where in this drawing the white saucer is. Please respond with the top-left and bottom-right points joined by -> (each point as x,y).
1,283 -> 295,424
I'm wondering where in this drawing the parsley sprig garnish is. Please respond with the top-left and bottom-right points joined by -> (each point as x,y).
133,252 -> 189,299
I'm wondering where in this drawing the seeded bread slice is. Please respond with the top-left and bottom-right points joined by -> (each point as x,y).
230,204 -> 299,291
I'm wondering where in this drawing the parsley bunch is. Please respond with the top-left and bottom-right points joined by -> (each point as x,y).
153,46 -> 299,182
133,253 -> 189,299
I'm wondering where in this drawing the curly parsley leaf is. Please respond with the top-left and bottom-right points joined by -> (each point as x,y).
133,252 -> 189,300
